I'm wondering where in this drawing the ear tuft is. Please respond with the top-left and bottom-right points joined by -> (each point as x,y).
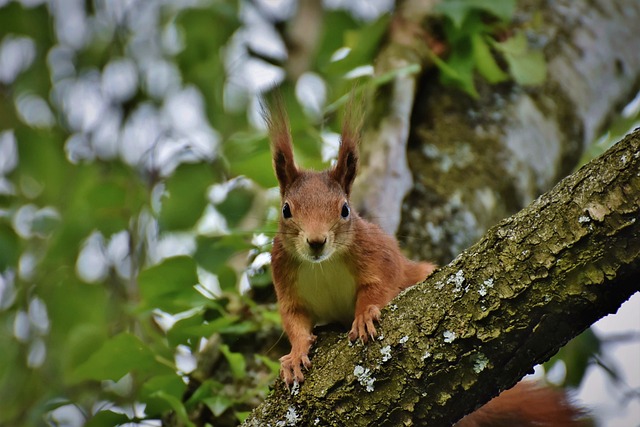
330,91 -> 362,195
264,92 -> 299,195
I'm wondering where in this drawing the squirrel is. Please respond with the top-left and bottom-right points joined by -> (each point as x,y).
266,96 -> 435,384
266,97 -> 586,426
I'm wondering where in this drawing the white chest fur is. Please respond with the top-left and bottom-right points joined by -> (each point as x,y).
296,257 -> 357,326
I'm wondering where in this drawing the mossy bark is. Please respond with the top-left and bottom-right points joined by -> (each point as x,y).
242,130 -> 640,427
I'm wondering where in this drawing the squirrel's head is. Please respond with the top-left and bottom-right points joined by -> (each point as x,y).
266,95 -> 361,263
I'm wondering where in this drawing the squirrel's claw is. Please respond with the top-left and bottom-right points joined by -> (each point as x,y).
280,352 -> 311,385
349,305 -> 381,343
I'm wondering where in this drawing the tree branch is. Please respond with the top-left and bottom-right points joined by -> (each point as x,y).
243,130 -> 640,426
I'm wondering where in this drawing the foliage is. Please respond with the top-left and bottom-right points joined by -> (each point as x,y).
1,1 -> 264,425
433,0 -> 547,97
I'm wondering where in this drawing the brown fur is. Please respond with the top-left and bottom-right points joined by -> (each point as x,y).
455,382 -> 588,427
267,95 -> 435,384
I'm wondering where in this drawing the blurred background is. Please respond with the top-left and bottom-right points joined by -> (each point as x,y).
0,0 -> 638,426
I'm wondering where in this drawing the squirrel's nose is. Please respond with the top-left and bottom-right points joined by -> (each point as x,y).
307,237 -> 327,253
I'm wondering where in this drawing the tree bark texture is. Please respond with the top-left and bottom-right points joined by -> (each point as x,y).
367,0 -> 640,263
242,130 -> 640,426
351,0 -> 439,235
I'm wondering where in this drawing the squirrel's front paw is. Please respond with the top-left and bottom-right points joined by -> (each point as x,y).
280,351 -> 312,385
348,305 -> 381,343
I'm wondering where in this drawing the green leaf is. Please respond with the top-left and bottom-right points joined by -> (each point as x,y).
64,324 -> 108,378
545,329 -> 602,387
220,344 -> 246,380
184,379 -> 223,408
491,30 -> 527,55
314,10 -> 358,71
85,411 -> 130,427
248,269 -> 273,288
194,235 -> 249,275
260,309 -> 282,326
0,3 -> 52,43
175,5 -> 241,134
159,163 -> 215,231
320,12 -> 389,77
84,179 -> 130,235
216,319 -> 258,335
436,0 -> 515,28
235,411 -> 252,423
256,354 -> 281,377
217,265 -> 238,293
0,5 -> 53,100
14,127 -> 67,204
167,312 -> 238,347
45,162 -> 146,265
141,374 -> 186,403
472,34 -> 509,84
432,44 -> 479,98
472,0 -> 515,22
492,32 -> 547,86
223,133 -> 277,188
148,390 -> 195,427
215,185 -> 255,229
0,223 -> 19,271
202,395 -> 233,417
138,256 -> 201,312
166,310 -> 207,346
436,1 -> 470,28
141,375 -> 188,419
71,333 -> 166,383
505,49 -> 546,86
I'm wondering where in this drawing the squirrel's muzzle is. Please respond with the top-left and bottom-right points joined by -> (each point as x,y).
306,237 -> 327,256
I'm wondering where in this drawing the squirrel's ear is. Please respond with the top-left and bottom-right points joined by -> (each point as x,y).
265,94 -> 299,195
330,94 -> 361,196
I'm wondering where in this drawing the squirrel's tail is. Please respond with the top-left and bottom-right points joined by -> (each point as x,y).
455,381 -> 588,427
402,260 -> 437,288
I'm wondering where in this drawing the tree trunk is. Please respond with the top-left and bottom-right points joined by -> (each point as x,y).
350,0 -> 640,263
242,130 -> 640,426
400,0 -> 640,263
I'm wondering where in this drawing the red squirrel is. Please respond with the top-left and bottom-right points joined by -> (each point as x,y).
266,97 -> 435,384
266,98 -> 585,426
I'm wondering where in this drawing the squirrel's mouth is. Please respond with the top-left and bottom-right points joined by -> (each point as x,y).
297,235 -> 334,263
302,249 -> 333,263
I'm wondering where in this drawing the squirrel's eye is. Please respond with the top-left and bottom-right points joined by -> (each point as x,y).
282,202 -> 292,219
341,202 -> 350,219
